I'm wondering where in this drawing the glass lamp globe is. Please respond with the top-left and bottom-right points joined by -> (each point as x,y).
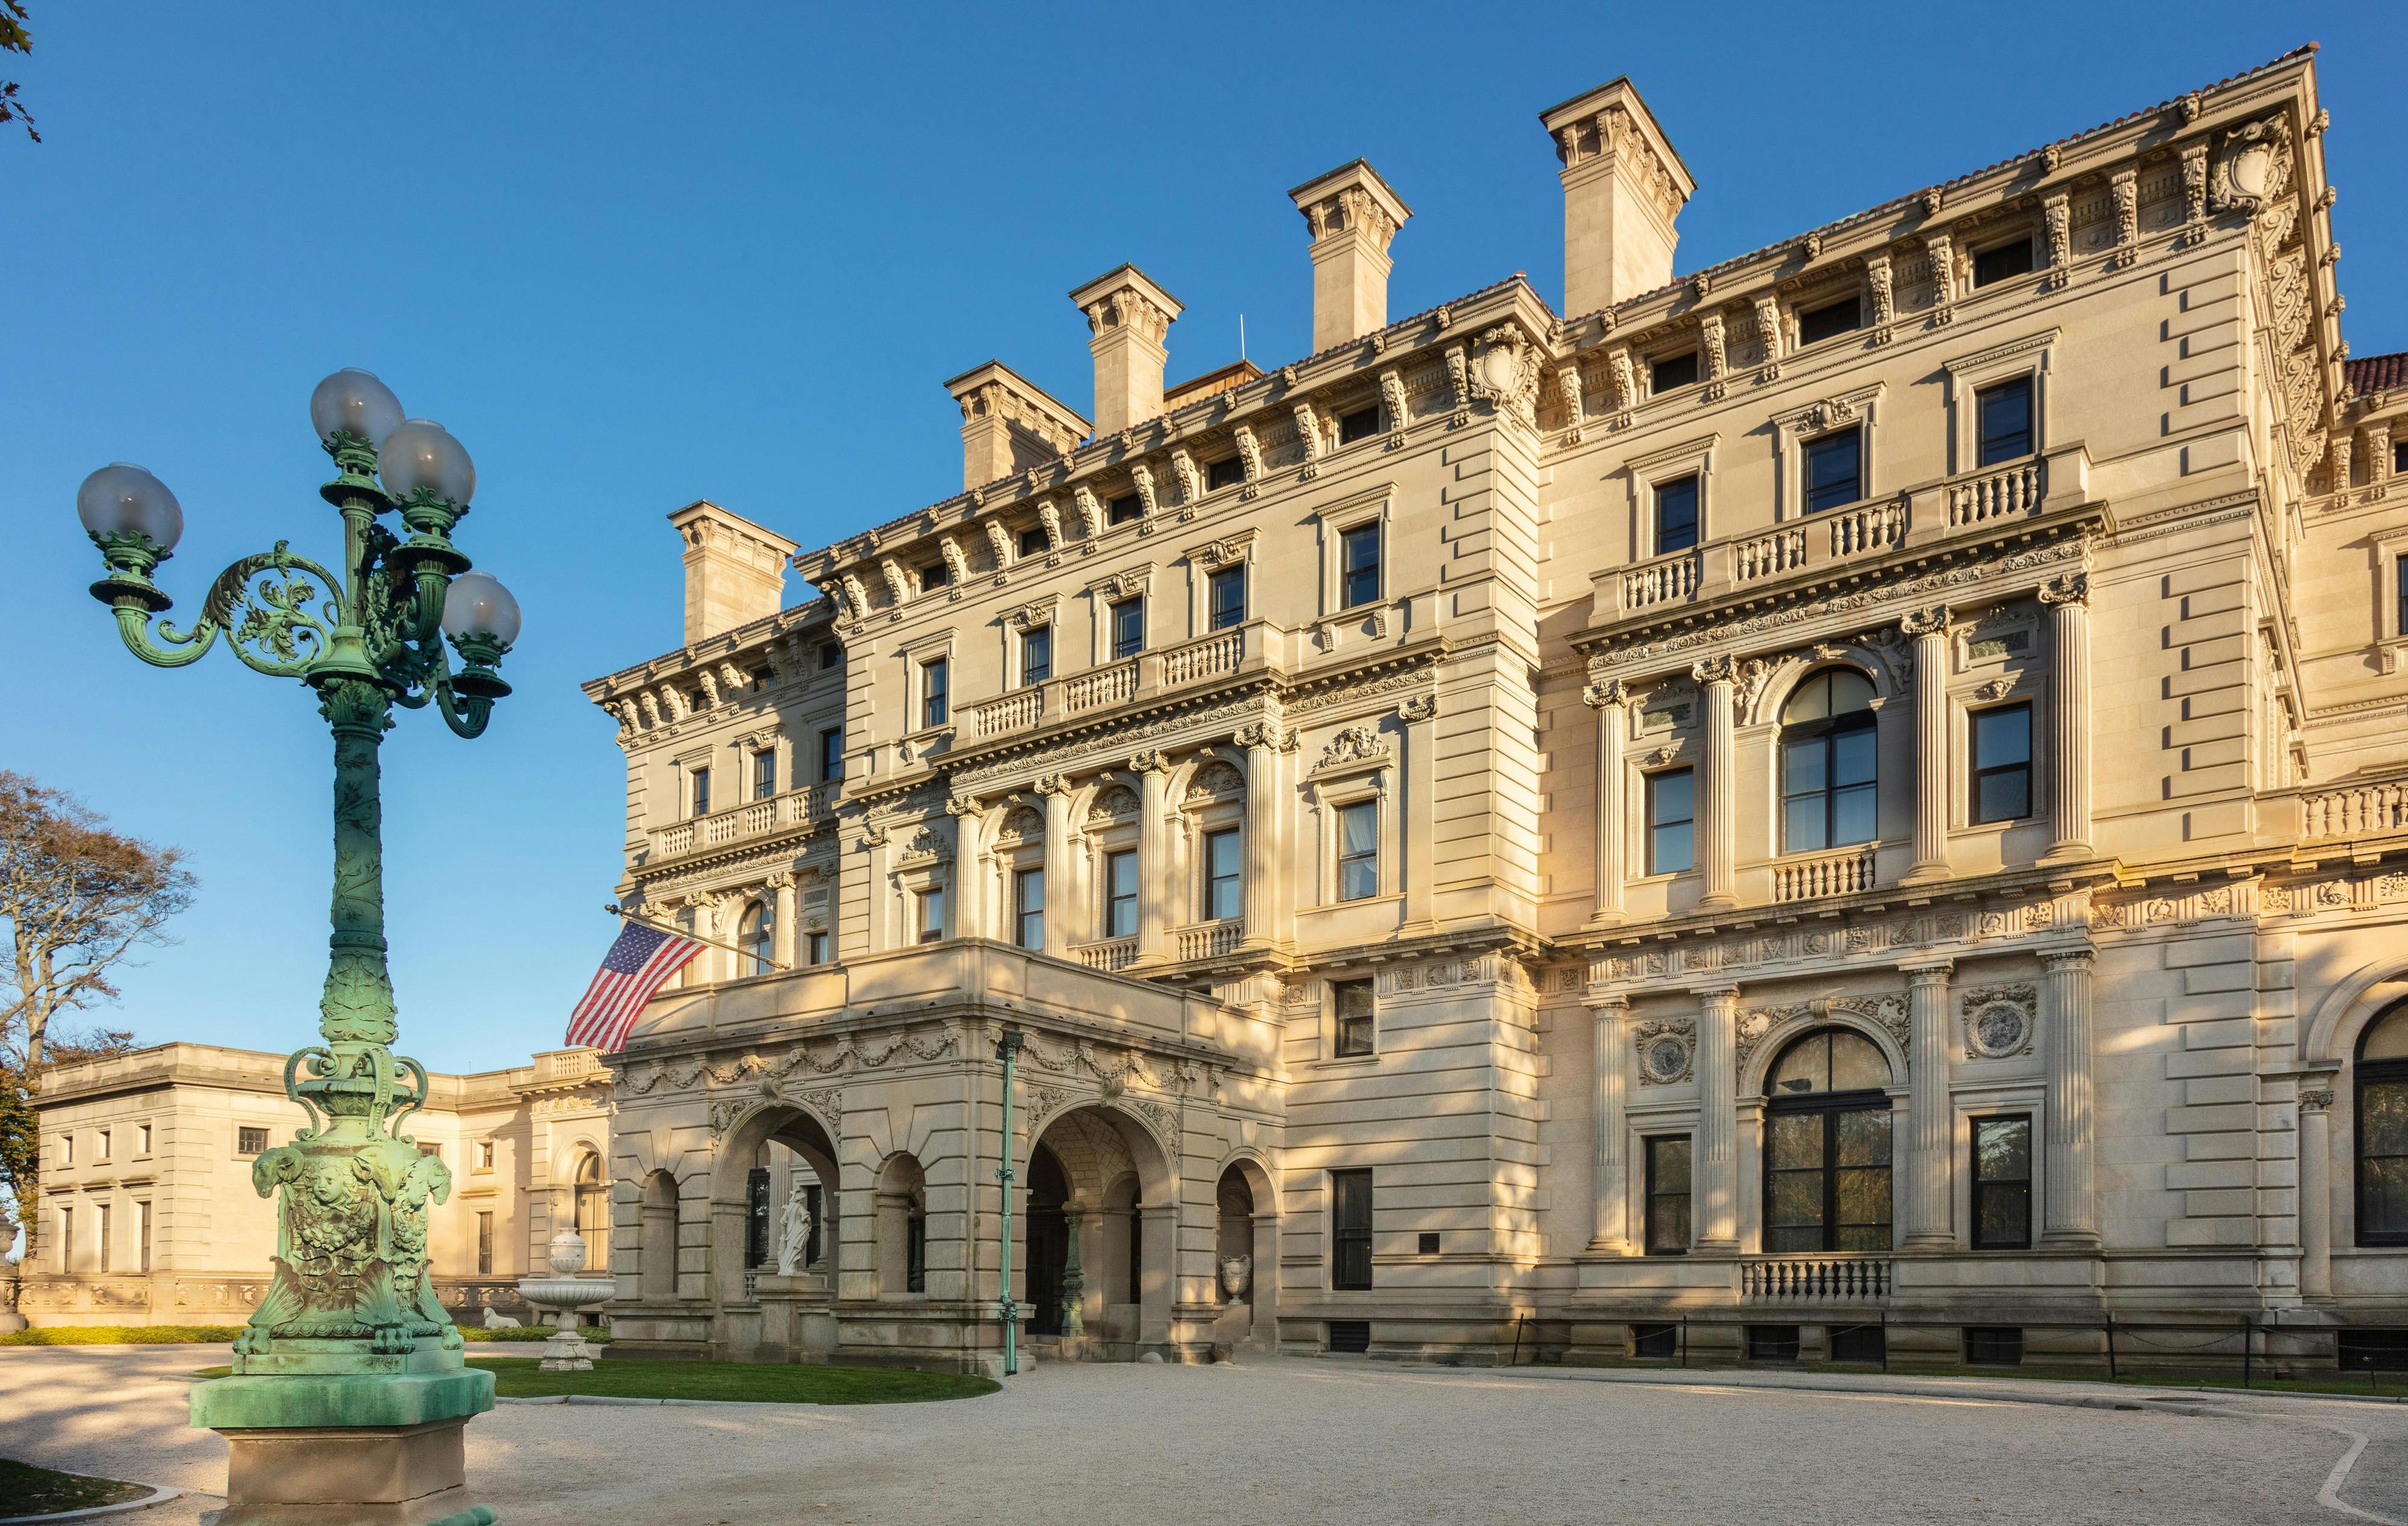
75,463 -> 185,551
442,571 -> 521,646
379,419 -> 477,506
308,368 -> 406,448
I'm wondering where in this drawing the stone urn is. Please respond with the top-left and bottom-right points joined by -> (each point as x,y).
1218,1254 -> 1252,1302
514,1228 -> 611,1371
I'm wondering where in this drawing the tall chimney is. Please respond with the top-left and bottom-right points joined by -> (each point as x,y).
668,500 -> 798,645
1069,264 -> 1182,438
943,361 -> 1090,492
1289,160 -> 1412,352
1539,78 -> 1695,317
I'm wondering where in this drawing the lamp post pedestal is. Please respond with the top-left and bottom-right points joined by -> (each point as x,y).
193,1366 -> 494,1526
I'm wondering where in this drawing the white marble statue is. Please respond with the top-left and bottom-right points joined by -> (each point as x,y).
777,1178 -> 813,1276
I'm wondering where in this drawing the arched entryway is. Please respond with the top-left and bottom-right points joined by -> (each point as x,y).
1213,1155 -> 1279,1352
1024,1104 -> 1175,1359
704,1104 -> 842,1313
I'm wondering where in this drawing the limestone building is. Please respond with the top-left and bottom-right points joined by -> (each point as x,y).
584,48 -> 2408,1376
21,1043 -> 610,1327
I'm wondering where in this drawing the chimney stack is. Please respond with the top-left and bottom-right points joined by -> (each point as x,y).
943,361 -> 1090,492
668,500 -> 798,645
1539,78 -> 1695,317
1289,160 -> 1412,352
1069,265 -> 1182,438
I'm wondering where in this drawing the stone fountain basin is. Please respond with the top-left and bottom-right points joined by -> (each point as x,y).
515,1276 -> 614,1313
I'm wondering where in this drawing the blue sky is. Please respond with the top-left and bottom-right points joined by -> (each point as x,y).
6,3 -> 2401,1074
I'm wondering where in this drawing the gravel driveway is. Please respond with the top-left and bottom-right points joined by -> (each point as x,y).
6,1345 -> 2405,1525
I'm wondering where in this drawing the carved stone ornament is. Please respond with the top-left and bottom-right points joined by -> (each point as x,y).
1898,604 -> 1952,638
1962,983 -> 2038,1058
1582,678 -> 1628,710
1632,1019 -> 1696,1085
2036,572 -> 2089,607
1316,725 -> 1391,771
1397,694 -> 1437,724
2211,117 -> 2291,217
2298,1085 -> 2337,1113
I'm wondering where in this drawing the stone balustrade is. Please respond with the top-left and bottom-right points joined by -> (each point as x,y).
1621,548 -> 1701,611
1161,625 -> 1247,687
1772,846 -> 1878,903
1075,935 -> 1140,972
2300,776 -> 2408,841
1946,457 -> 2046,527
1173,918 -> 1244,961
1740,1256 -> 1893,1302
969,688 -> 1043,739
647,782 -> 835,861
1731,526 -> 1805,584
1063,660 -> 1139,716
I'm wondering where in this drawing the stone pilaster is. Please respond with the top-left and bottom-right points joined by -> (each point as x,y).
1693,983 -> 1740,1251
1901,606 -> 1953,885
1900,958 -> 1955,1247
2299,1080 -> 2338,1302
2040,573 -> 2093,860
1590,992 -> 1631,1252
1038,776 -> 1075,959
768,871 -> 797,970
1134,752 -> 1172,960
1583,679 -> 1627,925
1692,658 -> 1738,910
1398,696 -> 1437,930
2039,948 -> 2099,1247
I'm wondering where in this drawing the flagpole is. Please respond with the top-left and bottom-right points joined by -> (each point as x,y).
601,902 -> 793,969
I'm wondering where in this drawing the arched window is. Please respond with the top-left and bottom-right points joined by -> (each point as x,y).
1780,668 -> 1878,855
739,900 -> 773,976
574,1152 -> 610,1272
2358,1002 -> 2408,1246
1763,1028 -> 1893,1253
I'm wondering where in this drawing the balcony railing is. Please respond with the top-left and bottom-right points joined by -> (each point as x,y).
1173,918 -> 1244,961
1742,1256 -> 1892,1302
1946,457 -> 2046,528
968,688 -> 1043,739
647,782 -> 835,860
1826,496 -> 1907,557
2301,776 -> 2408,841
1622,549 -> 1701,611
1075,936 -> 1139,972
1771,846 -> 1877,903
1064,660 -> 1138,716
1162,626 -> 1246,687
1731,526 -> 1805,584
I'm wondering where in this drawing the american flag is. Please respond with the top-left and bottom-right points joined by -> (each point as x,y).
566,919 -> 704,1053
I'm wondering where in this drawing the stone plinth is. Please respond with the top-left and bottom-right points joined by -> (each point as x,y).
190,1366 -> 496,1526
754,1271 -> 838,1364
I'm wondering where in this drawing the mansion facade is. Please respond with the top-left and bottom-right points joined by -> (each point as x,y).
584,48 -> 2408,1377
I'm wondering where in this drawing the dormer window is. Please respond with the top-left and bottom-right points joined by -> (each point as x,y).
920,560 -> 950,592
1797,295 -> 1861,347
1650,350 -> 1699,394
1107,493 -> 1143,525
1973,237 -> 2035,288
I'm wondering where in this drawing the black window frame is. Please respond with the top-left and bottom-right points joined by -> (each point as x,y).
1208,566 -> 1247,631
1104,849 -> 1139,939
1802,425 -> 1864,514
1333,978 -> 1376,1058
690,766 -> 712,819
1013,866 -> 1044,950
1339,522 -> 1382,609
1331,1168 -> 1374,1290
1338,405 -> 1380,445
1779,670 -> 1879,855
1972,236 -> 2036,288
739,900 -> 773,976
1203,827 -> 1242,923
818,727 -> 844,784
919,559 -> 950,592
1336,799 -> 1378,902
915,886 -> 944,945
1020,624 -> 1052,687
1017,524 -> 1050,558
1110,597 -> 1144,660
1975,374 -> 2035,466
1970,702 -> 2034,826
2357,1002 -> 2408,1246
1644,1134 -> 1692,1256
752,748 -> 776,802
1650,349 -> 1699,394
745,1166 -> 772,1268
1654,473 -> 1700,555
806,929 -> 830,966
1970,1113 -> 2034,1251
919,656 -> 948,729
1107,492 -> 1144,525
1797,295 -> 1861,347
819,642 -> 843,671
1761,1031 -> 1895,1255
905,1205 -> 927,1293
1207,454 -> 1246,492
1646,766 -> 1696,876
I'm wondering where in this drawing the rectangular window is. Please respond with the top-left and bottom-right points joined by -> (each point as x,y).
61,1134 -> 73,1166
135,1123 -> 152,1155
1111,597 -> 1145,659
1797,295 -> 1861,346
1632,1322 -> 1679,1359
97,1204 -> 112,1273
2397,439 -> 2408,478
919,559 -> 949,592
1107,493 -> 1144,525
477,1211 -> 494,1275
1333,978 -> 1375,1058
1336,799 -> 1378,901
1208,566 -> 1247,631
745,1167 -> 771,1268
906,1213 -> 927,1293
418,1142 -> 443,1162
1654,474 -> 1700,555
1971,1115 -> 2034,1250
753,748 -> 776,802
477,1140 -> 495,1172
1650,350 -> 1699,393
1018,524 -> 1050,558
690,767 -> 712,819
1647,768 -> 1696,875
1747,1324 -> 1802,1363
1975,375 -> 2034,466
806,930 -> 830,965
1972,237 -> 2035,288
1338,405 -> 1380,445
1014,868 -> 1045,950
1203,828 -> 1242,922
97,1129 -> 110,1161
136,1200 -> 151,1273
1330,1169 -> 1373,1290
916,887 -> 944,945
1020,624 -> 1052,687
1965,1326 -> 2025,1366
237,1127 -> 267,1155
1645,1135 -> 1693,1255
820,642 -> 843,670
1207,455 -> 1246,492
1339,524 -> 1382,609
1803,426 -> 1862,513
1105,850 -> 1139,939
1971,704 -> 2033,824
920,658 -> 948,729
57,1207 -> 72,1273
819,727 -> 844,784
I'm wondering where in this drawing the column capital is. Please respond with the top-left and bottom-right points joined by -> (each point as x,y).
2037,571 -> 2091,608
2298,1085 -> 2338,1114
944,792 -> 987,818
1582,676 -> 1629,710
1899,957 -> 1955,983
1587,989 -> 1631,1011
1129,750 -> 1174,776
1899,604 -> 1952,638
1688,980 -> 1741,1002
1233,719 -> 1293,751
2039,946 -> 2097,972
1690,655 -> 1736,686
1397,694 -> 1437,724
765,870 -> 796,890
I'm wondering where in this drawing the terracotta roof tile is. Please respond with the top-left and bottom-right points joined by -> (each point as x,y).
2347,352 -> 2408,397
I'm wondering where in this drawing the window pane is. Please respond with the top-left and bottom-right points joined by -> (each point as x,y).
1783,673 -> 1830,724
2365,1011 -> 2408,1061
1835,1166 -> 1891,1229
1783,799 -> 1828,856
1769,1110 -> 1825,1166
1975,1117 -> 2032,1181
1339,406 -> 1380,444
1651,350 -> 1698,392
1782,737 -> 1827,795
1334,980 -> 1375,1019
1341,525 -> 1381,608
1977,377 -> 2034,465
1208,828 -> 1242,880
1648,767 -> 1693,826
1977,768 -> 2031,824
1650,1193 -> 1691,1254
1798,296 -> 1860,346
2363,1080 -> 2408,1156
1973,238 -> 2035,287
1974,705 -> 2030,766
1022,626 -> 1052,685
1976,1182 -> 2030,1248
1339,801 -> 1376,856
1649,821 -> 1693,876
1650,1137 -> 1691,1193
1339,856 -> 1378,902
1210,568 -> 1246,629
1769,1171 -> 1825,1231
1804,428 -> 1862,513
2366,1156 -> 2408,1238
1830,783 -> 1877,846
1828,670 -> 1875,715
1655,475 -> 1699,554
1835,1105 -> 1892,1163
1830,725 -> 1877,786
1112,599 -> 1144,658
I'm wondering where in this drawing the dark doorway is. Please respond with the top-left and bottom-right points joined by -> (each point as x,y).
1026,1144 -> 1069,1336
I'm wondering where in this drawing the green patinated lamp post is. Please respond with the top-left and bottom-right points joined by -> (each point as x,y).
77,369 -> 519,1526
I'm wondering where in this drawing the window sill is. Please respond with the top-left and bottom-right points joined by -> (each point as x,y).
1311,1054 -> 1381,1071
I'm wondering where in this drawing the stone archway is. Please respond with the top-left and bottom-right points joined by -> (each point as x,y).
1212,1154 -> 1279,1353
1025,1103 -> 1176,1359
705,1103 -> 842,1325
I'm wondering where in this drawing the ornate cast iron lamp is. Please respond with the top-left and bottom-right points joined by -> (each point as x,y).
79,367 -> 518,1526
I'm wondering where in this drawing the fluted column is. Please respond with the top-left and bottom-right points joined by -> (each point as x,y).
1590,992 -> 1632,1252
1901,958 -> 1955,1247
1237,725 -> 1279,950
768,871 -> 797,969
944,795 -> 987,940
1584,679 -> 1627,925
1038,776 -> 1074,958
1693,983 -> 1740,1251
2040,573 -> 2093,860
1134,751 -> 1171,960
2298,1080 -> 2337,1302
1902,606 -> 1953,885
1692,660 -> 1738,910
1398,696 -> 1437,930
2039,948 -> 2099,1246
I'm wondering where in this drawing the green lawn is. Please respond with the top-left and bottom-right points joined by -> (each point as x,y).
187,1357 -> 996,1405
0,1322 -> 601,1347
0,1458 -> 152,1515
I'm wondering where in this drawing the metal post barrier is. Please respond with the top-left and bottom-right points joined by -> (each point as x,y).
2241,1315 -> 2251,1389
1879,1310 -> 1889,1374
2105,1313 -> 2117,1381
1680,1315 -> 1689,1368
1510,1314 -> 1525,1367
